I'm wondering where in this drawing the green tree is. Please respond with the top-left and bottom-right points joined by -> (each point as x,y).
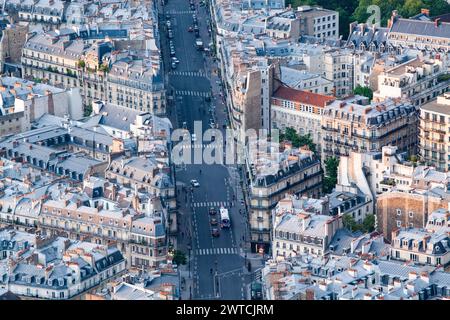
83,104 -> 92,117
362,214 -> 375,233
172,250 -> 187,265
353,85 -> 373,101
343,214 -> 358,231
424,0 -> 450,16
77,59 -> 86,69
99,64 -> 110,73
401,0 -> 425,17
280,127 -> 316,152
323,157 -> 339,193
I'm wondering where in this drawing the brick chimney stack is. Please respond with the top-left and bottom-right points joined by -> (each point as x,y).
421,9 -> 430,16
435,18 -> 441,28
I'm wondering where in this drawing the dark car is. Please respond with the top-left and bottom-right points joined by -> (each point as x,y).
210,218 -> 218,226
211,228 -> 220,237
209,208 -> 217,215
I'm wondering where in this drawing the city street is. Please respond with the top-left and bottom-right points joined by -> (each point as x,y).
159,0 -> 259,299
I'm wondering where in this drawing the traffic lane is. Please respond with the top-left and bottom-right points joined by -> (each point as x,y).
212,226 -> 234,249
215,254 -> 245,299
194,206 -> 215,249
196,255 -> 216,298
219,272 -> 245,300
173,15 -> 204,72
171,7 -> 204,69
192,165 -> 229,203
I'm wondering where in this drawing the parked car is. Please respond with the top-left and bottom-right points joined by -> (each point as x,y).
210,218 -> 218,226
171,62 -> 177,69
209,208 -> 217,215
188,26 -> 193,32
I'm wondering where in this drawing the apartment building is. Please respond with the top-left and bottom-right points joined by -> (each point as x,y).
247,146 -> 322,253
377,190 -> 450,242
106,156 -> 175,212
0,230 -> 126,300
272,195 -> 342,259
337,145 -> 450,240
4,0 -> 65,25
107,58 -> 165,115
222,55 -> 280,137
374,55 -> 450,107
322,49 -> 354,97
262,254 -> 450,300
265,12 -> 301,40
0,23 -> 28,72
347,22 -> 389,53
387,12 -> 450,52
270,85 -> 335,153
21,31 -> 166,115
0,76 -> 83,138
296,6 -> 339,40
21,33 -> 85,88
280,66 -> 333,95
39,187 -> 168,269
419,93 -> 450,171
390,228 -> 450,267
321,97 -> 417,161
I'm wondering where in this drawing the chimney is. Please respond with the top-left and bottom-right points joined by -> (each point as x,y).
363,293 -> 372,300
111,184 -> 117,201
45,265 -> 53,280
348,268 -> 358,278
340,285 -> 348,296
421,9 -> 430,16
351,286 -> 358,299
435,18 -> 441,28
408,271 -> 418,280
420,272 -> 430,283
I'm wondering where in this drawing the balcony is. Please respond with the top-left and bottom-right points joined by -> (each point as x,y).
321,126 -> 338,132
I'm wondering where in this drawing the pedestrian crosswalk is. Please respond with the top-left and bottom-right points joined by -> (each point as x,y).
253,268 -> 263,282
169,71 -> 207,77
175,90 -> 211,98
178,143 -> 223,149
192,201 -> 227,208
166,10 -> 195,15
195,247 -> 238,256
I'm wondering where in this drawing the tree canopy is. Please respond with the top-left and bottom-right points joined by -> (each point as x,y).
353,86 -> 373,101
172,250 -> 187,265
280,127 -> 317,152
323,157 -> 339,194
343,213 -> 375,233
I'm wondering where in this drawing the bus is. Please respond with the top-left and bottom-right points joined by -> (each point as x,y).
219,207 -> 230,228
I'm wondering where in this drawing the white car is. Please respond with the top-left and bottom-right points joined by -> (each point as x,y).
191,133 -> 197,142
190,180 -> 200,187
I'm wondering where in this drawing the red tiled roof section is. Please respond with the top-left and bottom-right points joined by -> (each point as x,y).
273,86 -> 335,107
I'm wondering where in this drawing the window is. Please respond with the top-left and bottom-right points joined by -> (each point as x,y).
396,209 -> 402,216
409,211 -> 414,218
396,220 -> 402,227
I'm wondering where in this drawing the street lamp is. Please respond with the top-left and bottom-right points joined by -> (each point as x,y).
187,245 -> 191,278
